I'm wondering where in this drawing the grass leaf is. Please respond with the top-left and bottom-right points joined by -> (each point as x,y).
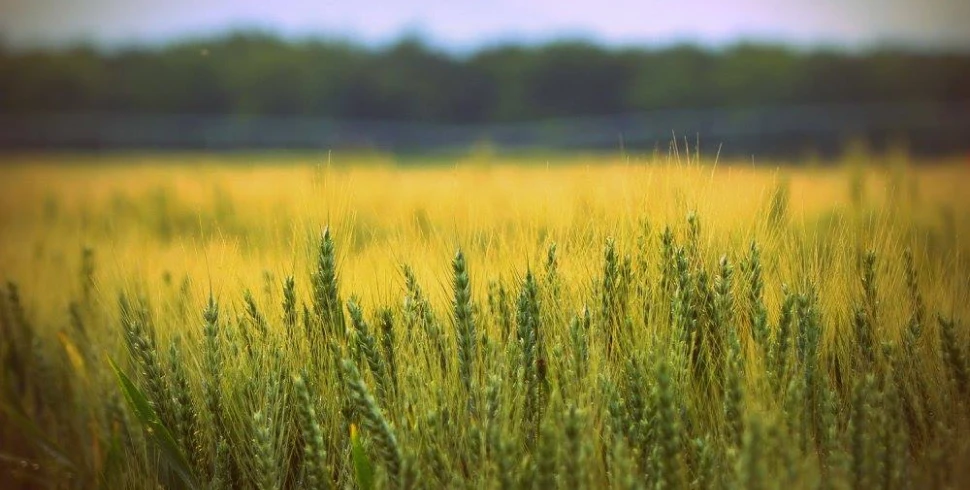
350,424 -> 375,490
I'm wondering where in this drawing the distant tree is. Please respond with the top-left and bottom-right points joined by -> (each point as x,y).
0,33 -> 967,121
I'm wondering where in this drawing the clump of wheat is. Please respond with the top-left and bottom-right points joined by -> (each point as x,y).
3,160 -> 970,489
293,374 -> 331,490
452,249 -> 477,406
312,227 -> 344,342
341,358 -> 405,488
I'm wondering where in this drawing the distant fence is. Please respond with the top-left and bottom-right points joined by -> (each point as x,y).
2,102 -> 969,156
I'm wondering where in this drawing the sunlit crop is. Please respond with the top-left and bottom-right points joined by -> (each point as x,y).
1,151 -> 968,488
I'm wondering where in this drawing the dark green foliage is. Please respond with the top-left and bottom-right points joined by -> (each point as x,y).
5,37 -> 968,128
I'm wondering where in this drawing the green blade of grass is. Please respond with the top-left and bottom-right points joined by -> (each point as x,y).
350,424 -> 375,490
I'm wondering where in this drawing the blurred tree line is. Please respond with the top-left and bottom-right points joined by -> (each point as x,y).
1,32 -> 968,122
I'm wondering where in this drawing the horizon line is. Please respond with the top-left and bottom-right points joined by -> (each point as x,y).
4,25 -> 970,56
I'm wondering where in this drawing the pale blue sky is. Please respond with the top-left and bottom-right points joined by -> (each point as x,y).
1,0 -> 968,51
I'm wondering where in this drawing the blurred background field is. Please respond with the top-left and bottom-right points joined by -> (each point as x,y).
1,150 -> 968,328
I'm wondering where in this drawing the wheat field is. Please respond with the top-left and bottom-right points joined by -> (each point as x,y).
1,151 -> 969,489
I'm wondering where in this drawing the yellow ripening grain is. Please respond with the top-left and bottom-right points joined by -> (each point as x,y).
4,151 -> 970,489
0,152 -> 968,331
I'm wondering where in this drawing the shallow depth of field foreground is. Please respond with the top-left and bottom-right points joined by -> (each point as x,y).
2,152 -> 970,489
